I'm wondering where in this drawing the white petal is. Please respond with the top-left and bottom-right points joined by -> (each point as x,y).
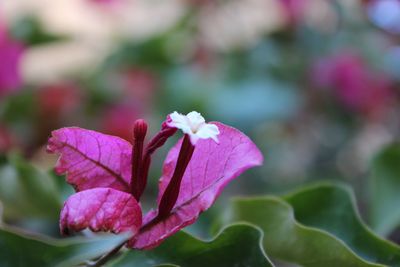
186,111 -> 205,127
167,111 -> 191,134
169,111 -> 187,126
196,123 -> 220,143
167,111 -> 220,144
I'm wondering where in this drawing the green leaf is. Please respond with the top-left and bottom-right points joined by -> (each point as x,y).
111,224 -> 274,267
369,143 -> 400,236
0,225 -> 129,267
0,154 -> 61,221
284,183 -> 400,266
228,189 -> 388,266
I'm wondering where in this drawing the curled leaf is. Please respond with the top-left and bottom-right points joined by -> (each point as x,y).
369,143 -> 400,236
117,224 -> 274,267
228,183 -> 400,267
0,224 -> 130,267
284,183 -> 400,266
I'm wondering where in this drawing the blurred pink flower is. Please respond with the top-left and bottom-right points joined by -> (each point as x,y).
101,104 -> 141,142
89,0 -> 119,4
37,82 -> 82,117
0,23 -> 24,97
120,68 -> 157,107
101,68 -> 158,141
312,53 -> 394,119
0,125 -> 15,154
280,0 -> 307,25
87,0 -> 129,9
47,111 -> 263,249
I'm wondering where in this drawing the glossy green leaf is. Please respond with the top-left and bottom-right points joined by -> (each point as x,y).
110,224 -> 274,267
369,144 -> 400,236
0,225 -> 129,267
228,190 -> 387,266
0,154 -> 61,221
284,183 -> 400,266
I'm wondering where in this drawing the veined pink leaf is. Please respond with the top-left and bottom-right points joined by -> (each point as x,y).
47,127 -> 132,192
60,188 -> 142,235
130,122 -> 263,249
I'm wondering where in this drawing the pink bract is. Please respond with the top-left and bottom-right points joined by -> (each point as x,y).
130,122 -> 263,249
60,188 -> 142,235
47,127 -> 132,192
0,26 -> 24,97
48,117 -> 263,249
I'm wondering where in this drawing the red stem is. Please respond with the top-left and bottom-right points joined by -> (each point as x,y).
157,134 -> 194,218
131,119 -> 147,200
137,126 -> 177,198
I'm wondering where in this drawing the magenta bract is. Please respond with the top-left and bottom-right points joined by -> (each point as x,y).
47,127 -> 132,192
0,27 -> 24,97
48,113 -> 263,249
60,188 -> 142,235
130,122 -> 263,249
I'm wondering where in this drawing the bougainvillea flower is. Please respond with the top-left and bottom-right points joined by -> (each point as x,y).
37,82 -> 82,117
280,0 -> 307,25
311,52 -> 394,119
121,68 -> 157,105
0,22 -> 24,97
47,111 -> 263,249
101,104 -> 141,142
89,0 -> 120,4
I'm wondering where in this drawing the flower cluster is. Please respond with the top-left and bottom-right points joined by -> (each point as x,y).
47,111 -> 263,249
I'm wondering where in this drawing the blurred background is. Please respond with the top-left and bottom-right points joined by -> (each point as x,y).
1,0 -> 400,244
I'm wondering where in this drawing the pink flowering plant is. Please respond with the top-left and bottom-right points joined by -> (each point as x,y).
47,111 -> 263,261
0,21 -> 24,97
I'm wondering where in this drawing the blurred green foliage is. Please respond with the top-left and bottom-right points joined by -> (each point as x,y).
1,0 -> 400,265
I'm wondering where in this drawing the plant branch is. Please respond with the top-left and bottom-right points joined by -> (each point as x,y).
85,240 -> 127,267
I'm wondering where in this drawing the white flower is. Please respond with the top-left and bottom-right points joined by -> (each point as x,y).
167,111 -> 220,144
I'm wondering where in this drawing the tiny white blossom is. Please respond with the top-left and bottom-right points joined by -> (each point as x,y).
167,111 -> 220,144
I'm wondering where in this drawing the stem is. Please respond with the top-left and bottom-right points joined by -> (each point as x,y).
84,216 -> 160,267
86,240 -> 127,267
157,134 -> 194,218
138,126 -> 177,197
131,119 -> 147,200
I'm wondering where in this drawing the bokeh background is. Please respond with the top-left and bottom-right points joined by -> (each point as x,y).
1,0 -> 400,244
